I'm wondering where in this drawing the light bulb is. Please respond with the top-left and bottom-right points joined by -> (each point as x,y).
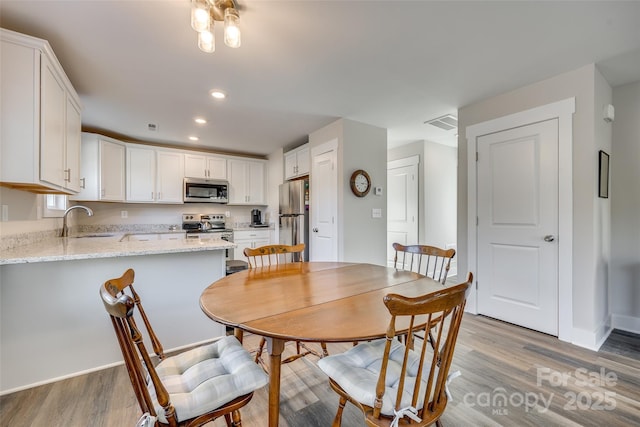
198,29 -> 215,53
224,8 -> 241,48
191,0 -> 211,32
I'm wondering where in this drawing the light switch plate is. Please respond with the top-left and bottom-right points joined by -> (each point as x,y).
372,208 -> 382,218
374,186 -> 383,196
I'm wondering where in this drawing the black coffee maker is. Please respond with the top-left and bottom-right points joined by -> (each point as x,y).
251,208 -> 262,226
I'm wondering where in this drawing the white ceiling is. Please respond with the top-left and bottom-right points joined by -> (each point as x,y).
2,1 -> 639,157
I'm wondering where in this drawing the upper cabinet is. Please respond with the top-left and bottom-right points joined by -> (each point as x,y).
0,28 -> 82,194
228,159 -> 266,205
70,133 -> 126,202
184,153 -> 227,180
284,143 -> 310,180
126,146 -> 184,203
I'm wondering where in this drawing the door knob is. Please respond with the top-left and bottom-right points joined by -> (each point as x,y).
544,235 -> 555,242
313,228 -> 319,232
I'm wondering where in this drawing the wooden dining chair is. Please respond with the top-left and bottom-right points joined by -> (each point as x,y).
100,268 -> 268,427
318,273 -> 472,427
244,243 -> 329,366
392,243 -> 456,285
393,243 -> 457,351
243,243 -> 306,267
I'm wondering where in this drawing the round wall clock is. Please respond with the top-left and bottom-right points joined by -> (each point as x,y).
350,169 -> 371,197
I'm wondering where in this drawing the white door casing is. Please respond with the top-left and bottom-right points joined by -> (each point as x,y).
310,139 -> 338,261
477,120 -> 558,335
466,97 -> 575,342
387,156 -> 419,267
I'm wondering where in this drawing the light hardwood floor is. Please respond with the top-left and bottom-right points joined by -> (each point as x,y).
1,314 -> 639,426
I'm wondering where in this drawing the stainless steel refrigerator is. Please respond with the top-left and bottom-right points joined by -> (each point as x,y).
279,179 -> 309,261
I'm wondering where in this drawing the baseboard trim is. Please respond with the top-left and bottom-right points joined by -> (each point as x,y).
611,313 -> 640,335
572,318 -> 613,351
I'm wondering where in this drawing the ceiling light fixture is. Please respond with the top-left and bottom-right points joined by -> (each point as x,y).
189,136 -> 200,141
190,0 -> 241,53
210,90 -> 226,99
194,117 -> 207,124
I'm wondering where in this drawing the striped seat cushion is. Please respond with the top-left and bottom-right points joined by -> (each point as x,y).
318,338 -> 435,416
148,335 -> 268,423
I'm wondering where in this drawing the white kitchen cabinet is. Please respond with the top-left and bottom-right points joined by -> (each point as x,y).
64,97 -> 82,193
156,150 -> 185,203
228,159 -> 266,205
126,146 -> 184,203
284,143 -> 310,180
70,133 -> 125,202
233,229 -> 271,260
184,153 -> 227,180
0,28 -> 82,194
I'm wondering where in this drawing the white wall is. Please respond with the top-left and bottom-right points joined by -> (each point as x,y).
594,69 -> 613,335
611,80 -> 640,333
309,118 -> 388,265
0,187 -> 60,237
342,120 -> 387,265
424,142 -> 457,252
458,64 -> 611,348
266,147 -> 284,227
388,141 -> 457,253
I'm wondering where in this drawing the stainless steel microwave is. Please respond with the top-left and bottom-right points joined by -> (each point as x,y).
183,178 -> 229,203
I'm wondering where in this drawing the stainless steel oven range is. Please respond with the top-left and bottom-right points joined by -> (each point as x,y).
182,214 -> 233,259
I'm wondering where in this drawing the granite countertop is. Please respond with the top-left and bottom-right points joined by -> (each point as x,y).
0,232 -> 235,265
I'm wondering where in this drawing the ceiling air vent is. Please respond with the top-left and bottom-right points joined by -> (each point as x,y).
424,114 -> 458,131
148,123 -> 158,132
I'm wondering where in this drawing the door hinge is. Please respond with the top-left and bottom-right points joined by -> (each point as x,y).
476,152 -> 479,161
475,281 -> 478,290
476,216 -> 479,226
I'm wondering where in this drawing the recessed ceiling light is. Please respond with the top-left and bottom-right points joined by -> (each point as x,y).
189,136 -> 199,141
210,90 -> 226,99
194,117 -> 207,124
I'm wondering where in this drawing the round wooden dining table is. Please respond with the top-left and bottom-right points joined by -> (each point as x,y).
199,261 -> 445,427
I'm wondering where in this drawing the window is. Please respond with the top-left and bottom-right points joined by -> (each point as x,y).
42,194 -> 67,217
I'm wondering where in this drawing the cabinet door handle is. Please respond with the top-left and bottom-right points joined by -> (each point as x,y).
101,188 -> 105,197
64,168 -> 71,182
80,178 -> 86,189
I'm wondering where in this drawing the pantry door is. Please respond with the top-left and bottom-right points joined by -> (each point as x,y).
476,119 -> 559,335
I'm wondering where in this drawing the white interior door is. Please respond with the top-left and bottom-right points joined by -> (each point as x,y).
387,156 -> 419,266
477,119 -> 559,335
310,140 -> 338,261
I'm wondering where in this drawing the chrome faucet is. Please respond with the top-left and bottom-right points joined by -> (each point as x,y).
60,205 -> 94,237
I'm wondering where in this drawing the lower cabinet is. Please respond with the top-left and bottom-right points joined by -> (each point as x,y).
233,229 -> 270,261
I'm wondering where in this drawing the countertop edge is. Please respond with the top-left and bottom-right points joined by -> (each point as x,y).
0,236 -> 235,265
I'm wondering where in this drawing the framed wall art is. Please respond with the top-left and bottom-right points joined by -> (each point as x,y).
598,150 -> 609,198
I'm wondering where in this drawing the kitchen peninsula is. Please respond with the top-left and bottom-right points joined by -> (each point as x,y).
0,234 -> 233,394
